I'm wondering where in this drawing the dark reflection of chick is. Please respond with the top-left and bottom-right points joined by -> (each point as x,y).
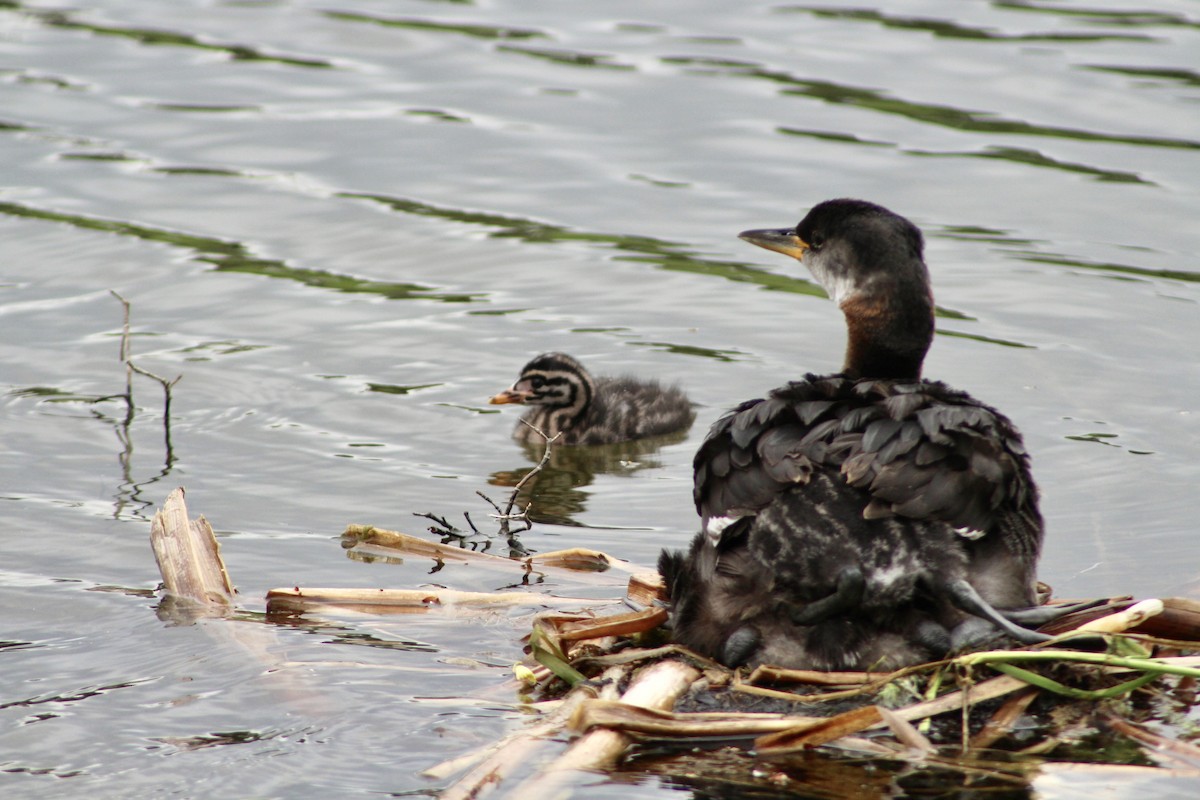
488,429 -> 690,526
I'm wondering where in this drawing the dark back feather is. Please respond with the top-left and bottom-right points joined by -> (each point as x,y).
693,373 -> 1042,608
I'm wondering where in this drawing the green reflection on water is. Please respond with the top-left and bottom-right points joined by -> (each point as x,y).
1085,65 -> 1200,88
783,77 -> 1200,150
626,341 -> 745,362
341,190 -> 824,298
366,383 -> 443,395
497,44 -> 635,70
781,6 -> 1156,42
1010,250 -> 1200,283
18,5 -> 332,68
323,10 -> 545,41
6,386 -> 99,402
0,200 -> 484,303
940,226 -> 1040,247
149,104 -> 260,114
666,59 -> 1200,151
340,191 -> 1010,332
59,152 -> 142,163
777,127 -> 1152,183
405,108 -> 471,123
153,166 -> 248,177
777,127 -> 892,147
910,146 -> 1151,184
992,1 -> 1200,29
938,329 -> 1035,349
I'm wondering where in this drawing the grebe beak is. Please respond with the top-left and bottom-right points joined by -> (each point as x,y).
489,388 -> 531,405
738,228 -> 810,260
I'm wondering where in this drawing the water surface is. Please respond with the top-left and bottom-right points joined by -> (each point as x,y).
2,0 -> 1198,796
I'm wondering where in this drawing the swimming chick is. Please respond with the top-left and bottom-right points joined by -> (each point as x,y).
659,199 -> 1054,670
490,352 -> 694,446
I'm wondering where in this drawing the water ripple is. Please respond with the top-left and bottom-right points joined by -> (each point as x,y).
748,65 -> 1200,150
909,145 -> 1152,184
13,4 -> 333,69
993,1 -> 1200,29
780,6 -> 1157,42
496,44 -> 636,70
322,10 -> 547,41
1085,64 -> 1200,87
0,200 -> 484,302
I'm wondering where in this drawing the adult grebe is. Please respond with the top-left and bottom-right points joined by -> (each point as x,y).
490,352 -> 694,446
659,199 -> 1053,670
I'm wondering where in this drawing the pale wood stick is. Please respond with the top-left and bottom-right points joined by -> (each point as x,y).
264,586 -> 614,615
434,666 -> 627,798
1075,598 -> 1163,633
878,706 -> 935,755
749,673 -> 1028,754
486,661 -> 701,800
556,607 -> 668,641
755,704 -> 884,753
523,660 -> 701,784
342,525 -> 643,583
534,548 -> 642,574
568,700 -> 816,739
748,665 -> 896,686
150,487 -> 234,611
891,674 -> 1029,723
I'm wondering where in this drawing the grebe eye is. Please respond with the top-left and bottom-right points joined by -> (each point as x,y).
530,376 -> 545,388
808,230 -> 825,249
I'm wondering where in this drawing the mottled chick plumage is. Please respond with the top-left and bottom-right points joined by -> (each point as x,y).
491,352 -> 694,446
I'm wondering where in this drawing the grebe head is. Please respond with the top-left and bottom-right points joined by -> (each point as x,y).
489,352 -> 594,411
739,199 -> 935,381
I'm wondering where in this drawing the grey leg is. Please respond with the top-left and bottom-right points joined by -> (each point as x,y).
1000,598 -> 1108,626
945,578 -> 1053,645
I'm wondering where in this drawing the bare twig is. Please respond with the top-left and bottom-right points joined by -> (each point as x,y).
413,511 -> 482,540
110,291 -> 181,445
505,420 -> 562,518
91,292 -> 184,517
413,422 -> 560,557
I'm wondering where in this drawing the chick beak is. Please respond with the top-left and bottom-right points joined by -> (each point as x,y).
738,228 -> 810,260
489,387 -> 531,405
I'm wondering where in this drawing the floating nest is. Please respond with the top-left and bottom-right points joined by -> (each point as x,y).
466,586 -> 1200,798
151,489 -> 1200,798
